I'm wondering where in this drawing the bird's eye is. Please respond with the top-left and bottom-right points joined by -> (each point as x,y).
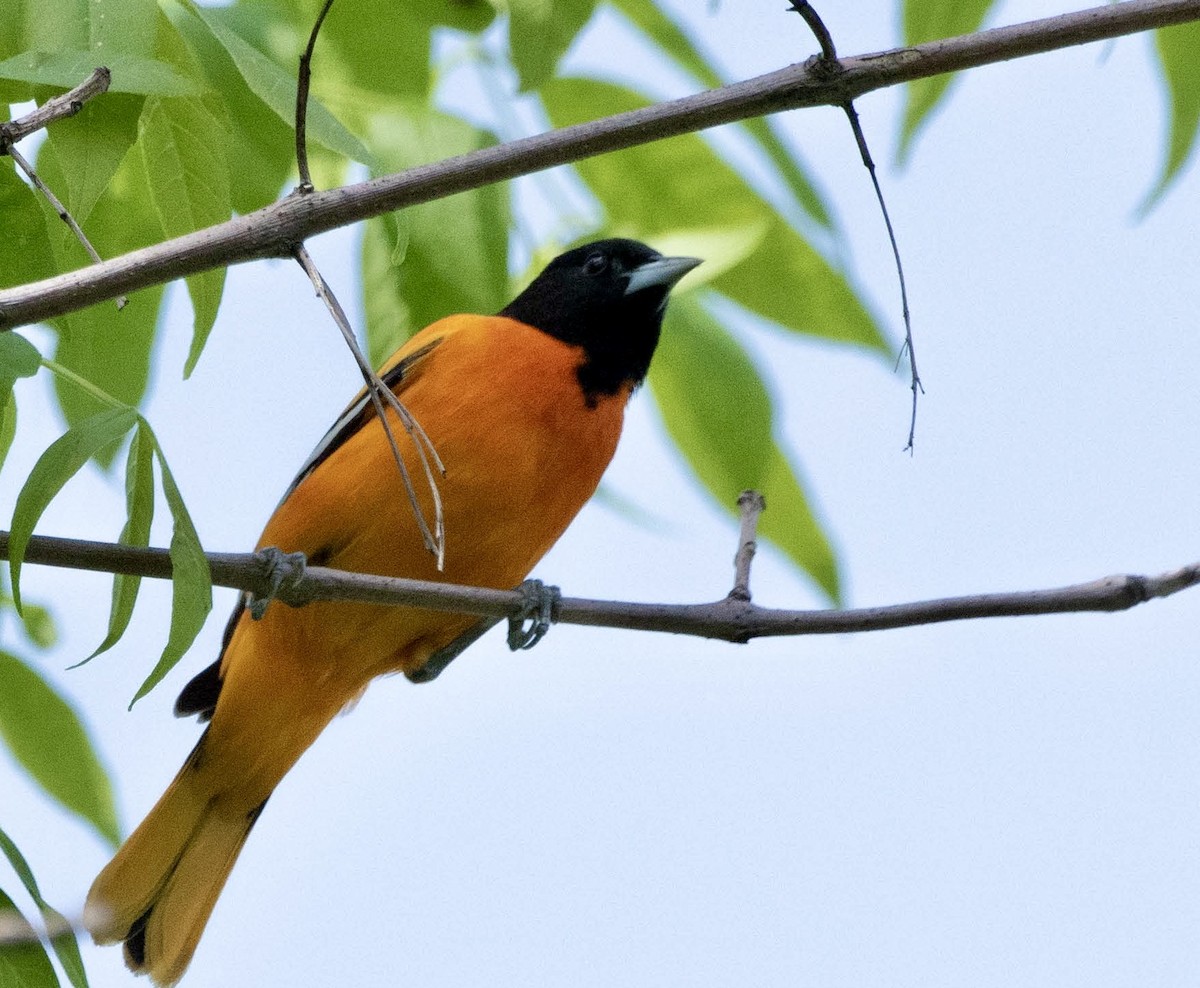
583,252 -> 609,276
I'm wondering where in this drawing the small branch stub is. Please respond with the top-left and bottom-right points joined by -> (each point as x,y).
0,66 -> 110,151
1,67 -> 125,309
730,490 -> 767,602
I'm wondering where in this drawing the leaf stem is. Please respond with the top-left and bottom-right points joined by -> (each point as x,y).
39,359 -> 129,411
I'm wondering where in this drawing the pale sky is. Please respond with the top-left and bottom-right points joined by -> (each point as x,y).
3,2 -> 1199,986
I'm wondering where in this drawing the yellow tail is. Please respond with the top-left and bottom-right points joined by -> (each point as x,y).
85,735 -> 266,986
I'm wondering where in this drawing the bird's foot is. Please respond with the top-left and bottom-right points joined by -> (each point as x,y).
249,547 -> 308,620
506,578 -> 561,651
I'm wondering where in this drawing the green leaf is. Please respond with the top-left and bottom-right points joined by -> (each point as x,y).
41,93 -> 142,230
18,605 -> 57,652
0,164 -> 56,290
7,406 -> 138,611
712,214 -> 884,350
0,50 -> 200,95
649,296 -> 839,601
267,0 -> 430,103
86,421 -> 155,662
897,0 -> 995,164
183,1 -> 373,167
0,827 -> 89,988
161,0 -> 292,214
0,334 -> 41,386
362,108 -> 509,366
130,441 -> 211,706
540,77 -> 886,352
22,0 -> 86,52
0,651 -> 120,847
647,223 -> 768,288
88,0 -> 158,55
0,887 -> 58,988
0,4 -> 21,61
1143,22 -> 1200,210
509,0 -> 597,91
137,95 -> 231,376
0,399 -> 15,478
37,142 -> 164,459
608,0 -> 832,229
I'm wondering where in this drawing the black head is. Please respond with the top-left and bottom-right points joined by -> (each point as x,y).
500,238 -> 701,400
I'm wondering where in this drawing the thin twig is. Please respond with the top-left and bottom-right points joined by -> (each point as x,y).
6,145 -> 105,267
843,99 -> 920,451
0,66 -> 110,150
2,0 -> 1197,330
292,245 -> 446,566
730,490 -> 766,601
789,3 -> 921,451
1,530 -> 1196,645
295,0 -> 339,193
788,0 -> 837,60
1,68 -> 126,310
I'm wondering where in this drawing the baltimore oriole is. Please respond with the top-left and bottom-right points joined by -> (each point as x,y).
85,239 -> 700,984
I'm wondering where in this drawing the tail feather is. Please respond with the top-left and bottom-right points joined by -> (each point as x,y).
124,801 -> 263,985
86,739 -> 211,946
85,736 -> 268,986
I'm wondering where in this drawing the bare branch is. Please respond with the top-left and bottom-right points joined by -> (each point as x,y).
294,0 -> 338,193
0,66 -> 110,150
1,67 -> 126,309
2,531 -> 1195,645
730,490 -> 766,602
1,0 -> 1197,331
6,144 -> 105,267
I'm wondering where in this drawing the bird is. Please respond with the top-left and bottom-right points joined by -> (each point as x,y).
84,238 -> 700,985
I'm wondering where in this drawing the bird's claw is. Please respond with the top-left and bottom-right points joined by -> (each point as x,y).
506,578 -> 561,651
249,547 -> 308,620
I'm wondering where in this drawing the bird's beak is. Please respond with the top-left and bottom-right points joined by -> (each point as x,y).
624,255 -> 703,296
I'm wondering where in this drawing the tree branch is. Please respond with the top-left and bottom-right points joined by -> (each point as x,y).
0,66 -> 110,150
0,0 -> 1196,330
2,531 -> 1195,645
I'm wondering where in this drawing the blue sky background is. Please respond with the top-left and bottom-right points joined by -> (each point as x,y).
3,1 -> 1200,986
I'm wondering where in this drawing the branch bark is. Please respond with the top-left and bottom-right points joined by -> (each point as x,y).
0,0 -> 1197,330
0,66 -> 110,151
3,532 -> 1196,645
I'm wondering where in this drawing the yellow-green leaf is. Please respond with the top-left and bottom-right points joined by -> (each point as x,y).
0,887 -> 58,988
0,653 -> 120,847
183,0 -> 373,167
0,164 -> 55,290
137,95 -> 231,376
897,0 -> 995,163
649,296 -> 839,602
0,827 -> 89,988
86,421 -> 155,661
130,441 -> 211,705
609,0 -> 832,229
1143,22 -> 1200,211
8,406 -> 138,611
37,141 -> 164,461
509,0 -> 597,91
362,108 -> 508,366
0,50 -> 200,95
